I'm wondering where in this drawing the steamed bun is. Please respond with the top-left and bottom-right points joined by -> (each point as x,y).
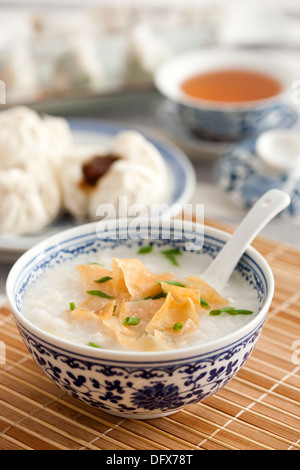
0,162 -> 61,235
0,106 -> 70,234
0,106 -> 46,170
89,161 -> 161,217
0,108 -> 170,235
110,131 -> 167,175
57,149 -> 89,219
43,114 -> 73,170
0,106 -> 72,171
59,130 -> 168,220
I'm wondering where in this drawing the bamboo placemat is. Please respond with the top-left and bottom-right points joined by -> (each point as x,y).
0,219 -> 299,451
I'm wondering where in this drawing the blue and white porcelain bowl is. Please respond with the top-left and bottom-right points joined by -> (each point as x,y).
6,220 -> 274,419
155,48 -> 297,142
215,133 -> 300,217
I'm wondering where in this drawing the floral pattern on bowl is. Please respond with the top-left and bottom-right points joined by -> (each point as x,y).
215,136 -> 300,217
17,320 -> 263,419
178,102 -> 298,142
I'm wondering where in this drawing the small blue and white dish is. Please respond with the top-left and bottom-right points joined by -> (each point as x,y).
155,48 -> 298,141
6,219 -> 274,419
215,128 -> 300,218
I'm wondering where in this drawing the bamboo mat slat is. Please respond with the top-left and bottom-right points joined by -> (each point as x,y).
0,219 -> 300,451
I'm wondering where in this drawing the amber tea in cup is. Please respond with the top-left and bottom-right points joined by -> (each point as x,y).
181,68 -> 282,104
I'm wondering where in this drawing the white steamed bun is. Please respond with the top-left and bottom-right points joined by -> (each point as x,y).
110,130 -> 167,175
43,114 -> 74,170
57,149 -> 89,219
0,106 -> 46,170
0,106 -> 72,171
0,162 -> 61,235
59,130 -> 168,220
0,106 -> 71,234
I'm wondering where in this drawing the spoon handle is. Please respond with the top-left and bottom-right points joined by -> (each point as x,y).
203,189 -> 291,290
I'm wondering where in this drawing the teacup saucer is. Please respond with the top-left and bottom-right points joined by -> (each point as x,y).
156,99 -> 298,160
156,99 -> 231,159
215,126 -> 300,218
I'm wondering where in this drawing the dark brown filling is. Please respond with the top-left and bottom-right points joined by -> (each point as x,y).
82,154 -> 120,187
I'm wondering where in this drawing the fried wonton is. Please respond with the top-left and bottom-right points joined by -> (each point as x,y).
112,258 -> 175,299
77,263 -> 130,301
103,316 -> 137,337
160,281 -> 201,310
77,264 -> 114,295
116,330 -> 175,351
103,307 -> 174,351
71,258 -> 230,352
116,325 -> 174,351
183,276 -> 229,308
146,292 -> 199,334
119,298 -> 165,333
71,299 -> 116,322
80,295 -> 112,311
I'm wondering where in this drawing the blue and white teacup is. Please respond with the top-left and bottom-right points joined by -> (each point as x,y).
155,48 -> 298,141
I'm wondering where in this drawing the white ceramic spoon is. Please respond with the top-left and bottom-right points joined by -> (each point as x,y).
202,189 -> 291,291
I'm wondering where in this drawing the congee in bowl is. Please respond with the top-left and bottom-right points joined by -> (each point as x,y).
6,220 -> 274,418
21,243 -> 260,352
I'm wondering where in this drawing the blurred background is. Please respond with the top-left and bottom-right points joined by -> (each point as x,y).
1,0 -> 300,104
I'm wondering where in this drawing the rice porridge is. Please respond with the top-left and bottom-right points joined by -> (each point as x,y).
21,244 -> 260,352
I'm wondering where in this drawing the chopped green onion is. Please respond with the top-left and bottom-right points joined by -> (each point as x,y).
161,248 -> 182,256
209,310 -> 222,316
209,307 -> 235,316
232,309 -> 254,315
161,248 -> 182,267
94,276 -> 113,284
123,317 -> 142,326
143,292 -> 167,300
113,305 -> 117,313
86,290 -> 114,299
200,297 -> 210,309
209,307 -> 253,316
138,245 -> 153,254
87,342 -> 103,349
173,322 -> 183,331
69,302 -> 76,311
157,280 -> 185,288
91,262 -> 103,266
166,256 -> 179,266
219,307 -> 236,313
